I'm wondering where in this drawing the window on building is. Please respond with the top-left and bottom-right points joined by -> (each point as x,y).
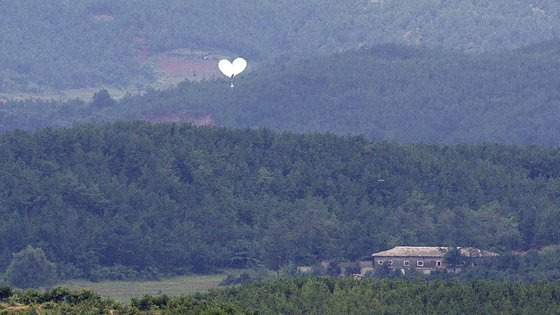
417,261 -> 424,267
404,261 -> 410,267
378,260 -> 383,265
436,260 -> 442,267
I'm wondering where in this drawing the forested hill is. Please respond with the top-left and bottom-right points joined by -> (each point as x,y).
2,122 -> 560,278
2,0 -> 560,91
3,43 -> 560,145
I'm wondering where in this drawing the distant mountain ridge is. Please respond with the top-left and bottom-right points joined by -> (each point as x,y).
2,0 -> 560,92
4,42 -> 560,145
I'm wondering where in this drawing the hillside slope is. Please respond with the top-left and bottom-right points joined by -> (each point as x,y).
2,122 -> 560,278
2,0 -> 560,91
3,43 -> 560,145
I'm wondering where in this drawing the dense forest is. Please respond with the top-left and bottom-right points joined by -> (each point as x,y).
3,42 -> 560,144
3,278 -> 560,313
2,0 -> 560,91
5,1 -> 560,310
2,122 -> 560,283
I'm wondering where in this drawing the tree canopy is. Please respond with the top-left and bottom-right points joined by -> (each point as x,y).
1,122 -> 560,279
3,42 -> 560,145
4,278 -> 560,314
4,246 -> 57,289
2,0 -> 560,91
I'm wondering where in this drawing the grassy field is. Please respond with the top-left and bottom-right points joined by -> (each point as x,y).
57,274 -> 228,302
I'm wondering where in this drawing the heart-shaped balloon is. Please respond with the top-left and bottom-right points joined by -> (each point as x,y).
218,58 -> 247,78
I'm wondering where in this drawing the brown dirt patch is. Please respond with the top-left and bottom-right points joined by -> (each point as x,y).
151,47 -> 227,87
156,55 -> 220,86
4,305 -> 31,312
134,35 -> 149,64
158,58 -> 216,77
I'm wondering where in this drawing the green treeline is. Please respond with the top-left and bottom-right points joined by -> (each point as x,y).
4,278 -> 560,314
205,278 -> 560,314
2,0 -> 560,91
4,42 -> 560,144
2,122 -> 560,280
0,285 -> 241,314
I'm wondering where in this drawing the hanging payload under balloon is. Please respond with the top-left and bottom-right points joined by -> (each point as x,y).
218,58 -> 247,88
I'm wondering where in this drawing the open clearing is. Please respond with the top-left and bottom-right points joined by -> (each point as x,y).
58,274 -> 227,302
153,47 -> 223,87
0,47 -> 227,103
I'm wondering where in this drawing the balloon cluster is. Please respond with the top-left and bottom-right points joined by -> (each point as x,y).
218,58 -> 247,87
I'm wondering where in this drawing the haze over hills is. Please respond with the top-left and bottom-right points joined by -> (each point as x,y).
2,42 -> 560,145
2,0 -> 560,92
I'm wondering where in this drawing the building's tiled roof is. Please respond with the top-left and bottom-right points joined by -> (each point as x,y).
372,246 -> 499,258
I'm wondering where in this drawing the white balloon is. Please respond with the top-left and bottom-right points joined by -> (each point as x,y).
218,58 -> 247,78
218,59 -> 235,78
231,58 -> 247,75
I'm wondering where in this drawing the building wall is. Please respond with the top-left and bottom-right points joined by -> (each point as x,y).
359,260 -> 374,276
373,256 -> 445,270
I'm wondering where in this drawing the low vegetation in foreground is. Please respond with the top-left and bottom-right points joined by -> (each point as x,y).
2,278 -> 560,314
59,273 -> 228,303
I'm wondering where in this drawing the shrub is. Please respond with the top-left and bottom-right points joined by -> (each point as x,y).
0,285 -> 12,301
92,89 -> 115,108
5,246 -> 57,288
